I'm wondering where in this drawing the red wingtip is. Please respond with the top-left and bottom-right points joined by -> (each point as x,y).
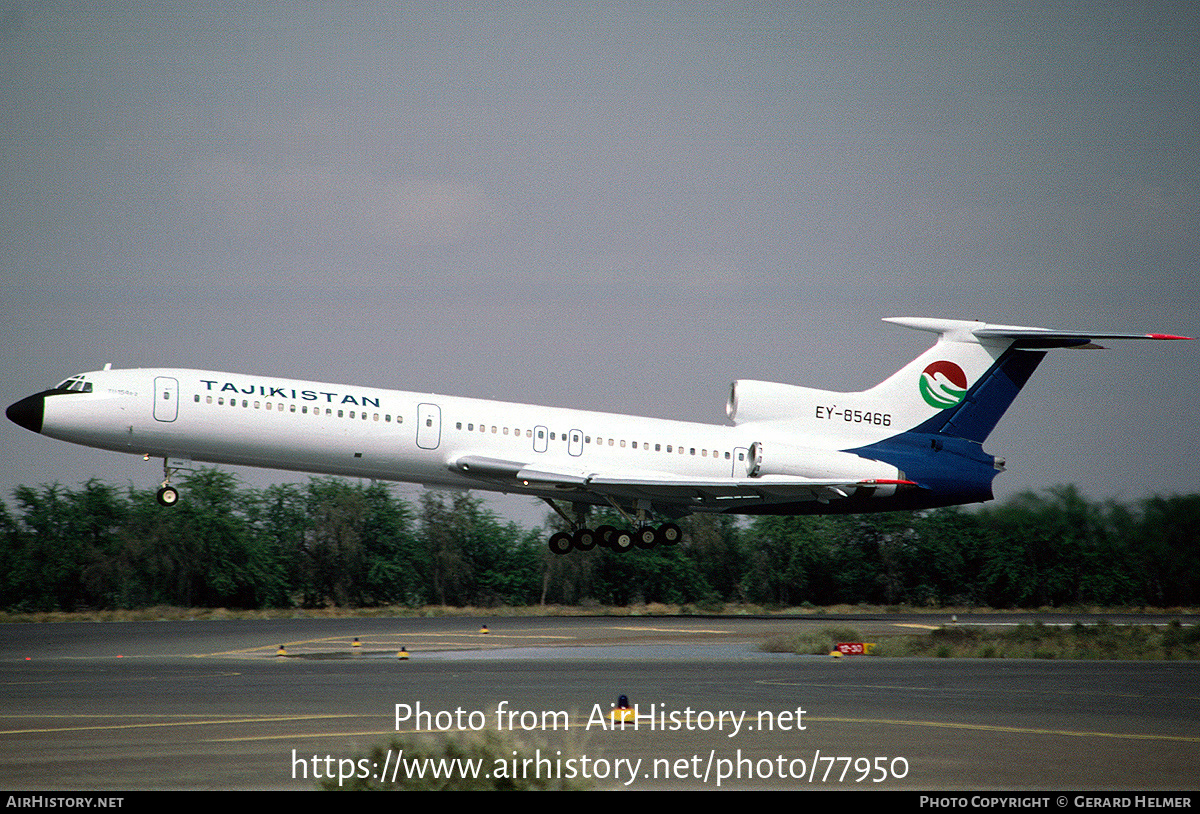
1146,333 -> 1194,340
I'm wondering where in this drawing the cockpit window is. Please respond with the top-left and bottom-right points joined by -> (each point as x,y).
55,376 -> 93,393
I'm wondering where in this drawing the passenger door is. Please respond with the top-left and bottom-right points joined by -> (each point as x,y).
153,376 -> 178,422
416,403 -> 441,449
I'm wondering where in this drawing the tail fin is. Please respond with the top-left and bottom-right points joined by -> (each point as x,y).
727,318 -> 1189,449
870,318 -> 1191,444
844,318 -> 1191,508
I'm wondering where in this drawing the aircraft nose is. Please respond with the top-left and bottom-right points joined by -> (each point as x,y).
6,392 -> 45,434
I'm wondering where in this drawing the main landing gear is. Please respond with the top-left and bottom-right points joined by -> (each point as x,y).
542,499 -> 681,555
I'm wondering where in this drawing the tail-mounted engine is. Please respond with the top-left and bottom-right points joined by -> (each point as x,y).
727,380 -> 816,425
747,440 -> 903,482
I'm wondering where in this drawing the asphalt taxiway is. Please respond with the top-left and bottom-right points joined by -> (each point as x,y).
1,614 -> 1196,790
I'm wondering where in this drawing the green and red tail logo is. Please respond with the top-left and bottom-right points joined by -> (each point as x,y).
920,361 -> 968,409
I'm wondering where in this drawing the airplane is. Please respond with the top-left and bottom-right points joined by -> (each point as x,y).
6,318 -> 1191,555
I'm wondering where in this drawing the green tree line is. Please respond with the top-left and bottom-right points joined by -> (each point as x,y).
1,471 -> 1197,611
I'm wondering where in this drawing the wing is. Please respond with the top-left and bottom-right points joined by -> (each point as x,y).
449,455 -> 913,513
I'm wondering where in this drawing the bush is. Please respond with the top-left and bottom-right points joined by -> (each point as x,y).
319,729 -> 592,791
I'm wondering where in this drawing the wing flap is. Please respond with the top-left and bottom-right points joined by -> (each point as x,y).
589,474 -> 912,507
451,454 -> 915,511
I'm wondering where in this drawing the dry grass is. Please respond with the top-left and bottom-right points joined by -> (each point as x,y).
3,603 -> 1196,625
837,621 -> 1200,660
761,625 -> 863,655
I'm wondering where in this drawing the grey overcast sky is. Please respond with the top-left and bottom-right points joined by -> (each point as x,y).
2,1 -> 1197,525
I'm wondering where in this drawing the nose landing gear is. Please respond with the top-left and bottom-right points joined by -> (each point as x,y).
153,457 -> 187,506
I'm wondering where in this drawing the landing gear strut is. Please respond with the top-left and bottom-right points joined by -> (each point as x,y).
540,499 -> 682,555
156,458 -> 181,507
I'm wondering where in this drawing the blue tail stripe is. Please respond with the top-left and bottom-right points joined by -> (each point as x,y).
843,348 -> 1046,506
912,348 -> 1046,443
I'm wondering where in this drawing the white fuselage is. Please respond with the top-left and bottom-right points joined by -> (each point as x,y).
42,367 -> 782,498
